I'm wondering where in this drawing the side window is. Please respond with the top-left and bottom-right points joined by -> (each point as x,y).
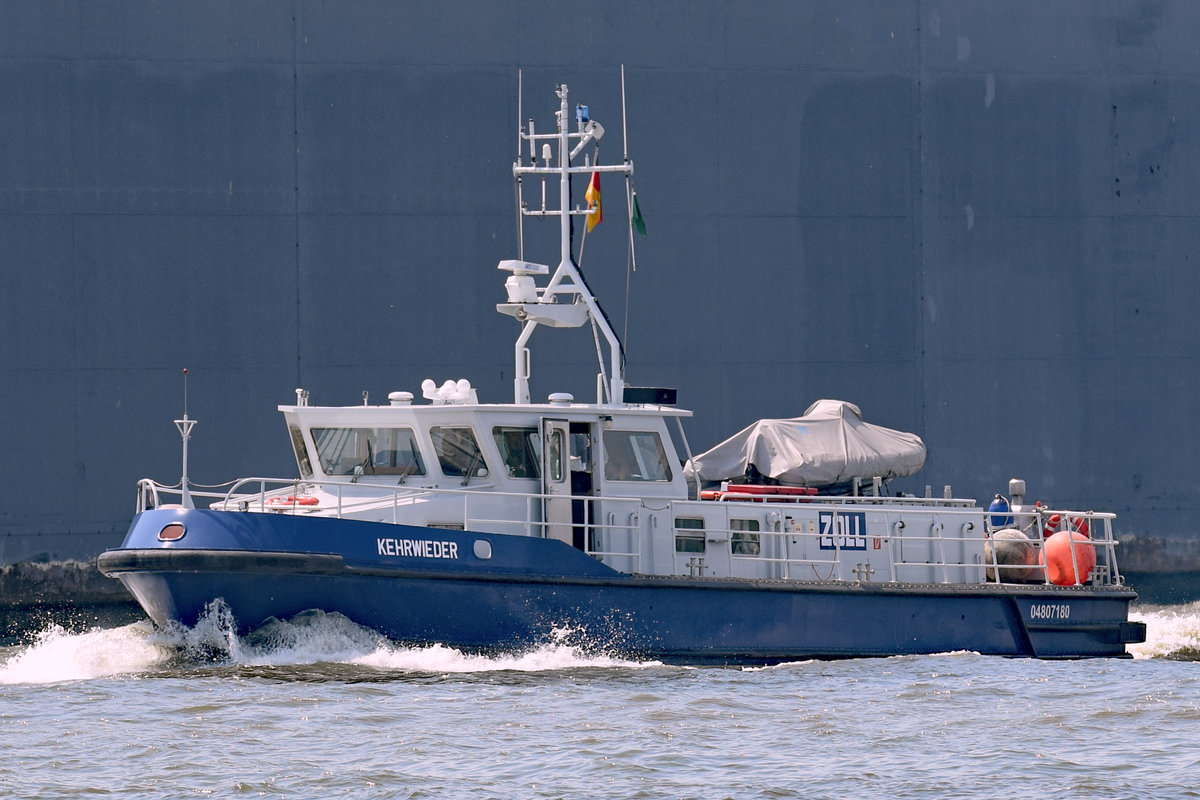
432,427 -> 488,478
731,519 -> 761,556
492,427 -> 541,479
603,430 -> 674,482
674,517 -> 705,553
289,425 -> 313,479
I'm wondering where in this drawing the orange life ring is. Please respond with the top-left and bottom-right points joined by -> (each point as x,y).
1043,513 -> 1089,538
266,495 -> 320,507
724,485 -> 818,496
700,485 -> 818,502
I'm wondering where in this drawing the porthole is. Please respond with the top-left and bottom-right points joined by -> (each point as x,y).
158,522 -> 186,542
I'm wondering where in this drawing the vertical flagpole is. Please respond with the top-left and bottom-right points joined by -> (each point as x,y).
622,66 -> 637,273
622,66 -> 637,350
174,368 -> 196,509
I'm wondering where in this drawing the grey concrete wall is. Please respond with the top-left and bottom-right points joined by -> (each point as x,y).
1,1 -> 1197,566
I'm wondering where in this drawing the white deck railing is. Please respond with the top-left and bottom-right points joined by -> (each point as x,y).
133,477 -> 1124,588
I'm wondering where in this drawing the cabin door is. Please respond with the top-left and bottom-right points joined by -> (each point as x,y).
541,418 -> 573,545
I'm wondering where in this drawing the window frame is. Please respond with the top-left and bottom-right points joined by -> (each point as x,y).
730,518 -> 761,556
674,517 -> 706,554
492,426 -> 541,480
603,429 -> 674,483
431,426 -> 489,479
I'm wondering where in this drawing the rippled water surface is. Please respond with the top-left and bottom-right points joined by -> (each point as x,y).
1,603 -> 1198,799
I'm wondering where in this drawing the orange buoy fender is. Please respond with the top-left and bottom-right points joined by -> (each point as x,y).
1041,530 -> 1096,586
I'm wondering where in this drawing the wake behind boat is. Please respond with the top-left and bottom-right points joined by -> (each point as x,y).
98,78 -> 1146,663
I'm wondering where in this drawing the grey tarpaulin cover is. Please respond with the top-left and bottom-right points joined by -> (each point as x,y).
683,399 -> 926,487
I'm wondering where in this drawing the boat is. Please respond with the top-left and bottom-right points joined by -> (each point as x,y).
98,78 -> 1147,663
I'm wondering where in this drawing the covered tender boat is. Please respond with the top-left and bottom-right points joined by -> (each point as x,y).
98,76 -> 1145,662
683,399 -> 926,489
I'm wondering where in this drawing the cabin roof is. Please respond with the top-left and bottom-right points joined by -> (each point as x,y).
278,402 -> 693,420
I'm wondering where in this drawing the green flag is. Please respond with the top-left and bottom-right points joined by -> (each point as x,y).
631,191 -> 647,237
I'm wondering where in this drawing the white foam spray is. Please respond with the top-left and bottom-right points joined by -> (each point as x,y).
0,605 -> 653,684
1129,601 -> 1200,660
0,620 -> 173,684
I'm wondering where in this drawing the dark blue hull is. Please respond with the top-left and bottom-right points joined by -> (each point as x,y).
98,510 -> 1145,663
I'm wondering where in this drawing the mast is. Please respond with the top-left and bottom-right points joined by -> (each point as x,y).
498,81 -> 634,406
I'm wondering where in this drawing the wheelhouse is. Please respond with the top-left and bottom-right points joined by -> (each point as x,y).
279,396 -> 691,499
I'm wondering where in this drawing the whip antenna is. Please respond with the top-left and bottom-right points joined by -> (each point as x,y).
621,65 -> 629,162
516,69 -> 525,260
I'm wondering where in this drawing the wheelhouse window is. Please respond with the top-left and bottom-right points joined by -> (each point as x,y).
674,517 -> 705,553
310,427 -> 426,477
731,519 -> 761,556
603,430 -> 673,482
431,426 -> 488,478
493,426 -> 541,479
289,425 -> 314,479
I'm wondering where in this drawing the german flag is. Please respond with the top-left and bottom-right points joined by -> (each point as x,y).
585,171 -> 602,232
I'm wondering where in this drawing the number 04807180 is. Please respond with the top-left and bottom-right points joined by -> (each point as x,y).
1029,603 -> 1070,620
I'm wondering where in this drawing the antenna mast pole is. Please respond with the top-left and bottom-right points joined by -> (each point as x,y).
503,80 -> 635,406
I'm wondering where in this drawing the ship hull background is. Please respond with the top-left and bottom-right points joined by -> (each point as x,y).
97,510 -> 1141,662
3,3 -> 1198,570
